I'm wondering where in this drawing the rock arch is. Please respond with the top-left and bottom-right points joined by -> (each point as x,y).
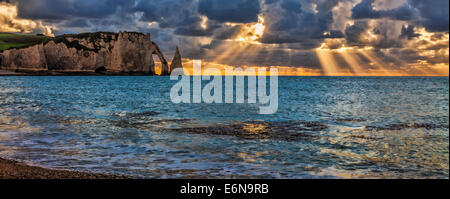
151,42 -> 169,76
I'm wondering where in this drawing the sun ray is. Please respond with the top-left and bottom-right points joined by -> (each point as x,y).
228,45 -> 254,64
315,48 -> 342,76
340,51 -> 367,76
213,44 -> 251,65
388,54 -> 430,76
359,51 -> 392,76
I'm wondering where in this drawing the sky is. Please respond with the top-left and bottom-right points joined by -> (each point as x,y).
0,0 -> 448,76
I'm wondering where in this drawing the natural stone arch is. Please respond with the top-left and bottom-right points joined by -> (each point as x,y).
151,42 -> 169,76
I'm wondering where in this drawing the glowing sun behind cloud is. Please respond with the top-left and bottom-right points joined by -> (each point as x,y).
233,15 -> 265,44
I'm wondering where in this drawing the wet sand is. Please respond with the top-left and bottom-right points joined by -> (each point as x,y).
0,157 -> 129,179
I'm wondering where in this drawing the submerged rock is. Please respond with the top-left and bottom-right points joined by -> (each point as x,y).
167,120 -> 326,142
365,123 -> 449,131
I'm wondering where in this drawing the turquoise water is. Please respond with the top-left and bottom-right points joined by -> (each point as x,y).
0,76 -> 448,178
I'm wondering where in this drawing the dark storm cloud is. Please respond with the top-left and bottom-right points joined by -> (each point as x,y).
134,0 -> 199,28
198,0 -> 261,23
344,20 -> 406,49
345,0 -> 448,51
400,25 -> 420,40
323,30 -> 345,39
350,0 -> 448,32
16,0 -> 128,20
287,40 -> 326,50
260,33 -> 303,44
174,26 -> 216,37
63,19 -> 90,28
133,0 -> 231,37
213,25 -> 243,40
408,0 -> 449,32
280,0 -> 302,14
260,0 -> 340,45
372,22 -> 404,48
352,0 -> 416,21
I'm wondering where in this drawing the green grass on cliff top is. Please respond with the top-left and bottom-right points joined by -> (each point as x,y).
0,33 -> 52,51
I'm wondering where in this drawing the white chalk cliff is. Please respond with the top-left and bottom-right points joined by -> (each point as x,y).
0,32 -> 182,75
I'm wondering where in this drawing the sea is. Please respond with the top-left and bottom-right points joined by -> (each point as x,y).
0,76 -> 448,178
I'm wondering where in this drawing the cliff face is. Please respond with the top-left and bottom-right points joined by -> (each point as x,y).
0,43 -> 47,71
0,32 -> 173,75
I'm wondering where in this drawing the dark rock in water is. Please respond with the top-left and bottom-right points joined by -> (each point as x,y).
114,118 -> 193,129
168,121 -> 327,142
346,135 -> 384,140
333,118 -> 367,122
111,115 -> 327,142
365,123 -> 449,131
127,111 -> 160,117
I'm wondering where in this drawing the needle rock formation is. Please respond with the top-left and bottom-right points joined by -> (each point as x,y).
170,46 -> 183,73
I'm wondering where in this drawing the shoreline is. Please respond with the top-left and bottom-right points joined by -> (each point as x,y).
0,70 -> 159,76
0,157 -> 130,179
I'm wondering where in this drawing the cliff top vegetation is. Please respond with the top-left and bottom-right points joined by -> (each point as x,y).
0,33 -> 51,52
0,32 -> 149,52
